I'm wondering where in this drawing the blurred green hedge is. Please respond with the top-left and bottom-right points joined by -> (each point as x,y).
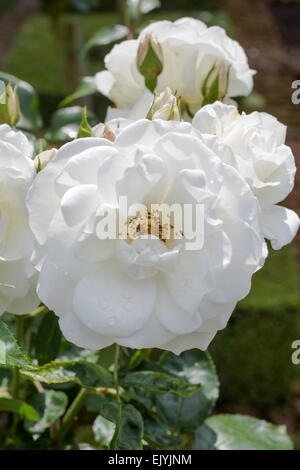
210,244 -> 300,409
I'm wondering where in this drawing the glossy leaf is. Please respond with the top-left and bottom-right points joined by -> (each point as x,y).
100,401 -> 121,424
160,350 -> 219,401
57,343 -> 99,363
206,414 -> 294,450
110,404 -> 143,450
0,72 -> 43,130
20,361 -> 114,389
34,312 -> 62,365
143,412 -> 186,449
192,424 -> 217,450
0,397 -> 39,421
155,351 -> 219,433
93,415 -> 115,446
24,390 -> 68,436
82,25 -> 129,54
128,0 -> 161,20
0,320 -> 32,368
122,370 -> 201,397
59,77 -> 97,108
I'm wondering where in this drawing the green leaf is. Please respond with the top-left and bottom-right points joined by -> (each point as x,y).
69,443 -> 98,450
0,72 -> 43,130
0,320 -> 32,368
93,415 -> 115,446
206,414 -> 294,450
82,25 -> 129,55
20,361 -> 114,389
34,312 -> 62,365
192,424 -> 217,450
122,370 -> 201,397
129,349 -> 150,369
160,350 -> 219,404
97,344 -> 116,369
0,367 -> 11,390
110,404 -> 143,450
57,343 -> 99,363
45,106 -> 97,142
143,412 -> 186,449
128,0 -> 161,20
77,106 -> 93,138
155,351 -> 219,434
24,390 -> 68,436
0,397 -> 39,421
101,401 -> 121,424
59,77 -> 97,108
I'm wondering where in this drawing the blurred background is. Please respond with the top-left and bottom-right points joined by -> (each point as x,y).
0,0 -> 300,447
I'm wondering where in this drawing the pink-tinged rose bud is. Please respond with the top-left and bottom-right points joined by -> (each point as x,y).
137,33 -> 163,93
148,88 -> 181,121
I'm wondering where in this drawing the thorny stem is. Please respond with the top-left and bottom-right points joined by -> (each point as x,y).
12,315 -> 24,432
114,344 -> 121,405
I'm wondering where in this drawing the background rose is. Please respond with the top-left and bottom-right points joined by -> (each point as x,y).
0,124 -> 39,315
27,119 -> 266,353
192,101 -> 300,249
95,17 -> 254,118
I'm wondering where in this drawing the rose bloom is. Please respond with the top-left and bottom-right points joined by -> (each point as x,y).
27,120 -> 266,353
192,101 -> 300,249
96,17 -> 254,116
0,125 -> 39,315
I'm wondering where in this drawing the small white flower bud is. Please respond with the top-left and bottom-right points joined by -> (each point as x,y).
34,148 -> 57,172
0,82 -> 21,127
148,88 -> 181,121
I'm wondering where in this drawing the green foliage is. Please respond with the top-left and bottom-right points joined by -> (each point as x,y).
127,0 -> 161,21
0,315 -> 294,450
206,414 -> 293,450
82,25 -> 129,55
0,320 -> 32,368
24,390 -> 68,436
33,312 -> 62,365
77,106 -> 93,138
110,404 -> 143,450
93,415 -> 115,446
45,106 -> 97,142
59,77 -> 97,107
192,424 -> 217,450
122,370 -> 201,397
210,246 -> 300,409
20,361 -> 114,389
0,397 -> 39,421
0,72 -> 43,131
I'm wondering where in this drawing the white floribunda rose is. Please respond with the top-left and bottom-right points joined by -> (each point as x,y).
96,17 -> 254,117
0,125 -> 39,315
27,119 -> 267,353
192,101 -> 300,249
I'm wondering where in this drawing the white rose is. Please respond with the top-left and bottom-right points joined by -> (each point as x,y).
192,101 -> 300,249
96,17 -> 254,117
0,124 -> 39,315
27,119 -> 266,353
